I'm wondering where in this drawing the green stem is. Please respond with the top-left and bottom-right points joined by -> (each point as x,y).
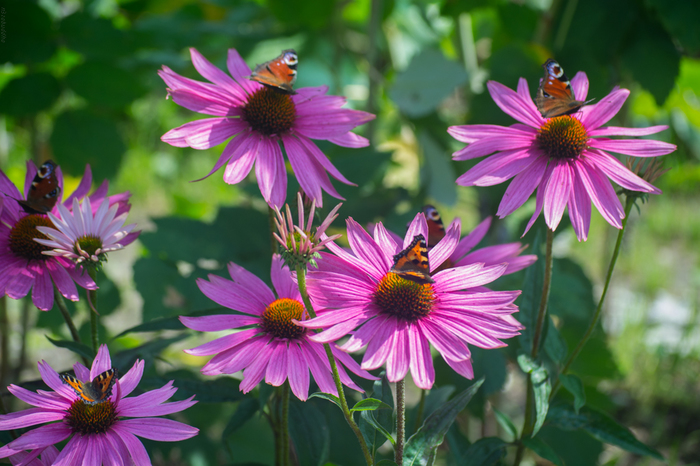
395,379 -> 405,465
553,0 -> 579,52
269,207 -> 280,257
13,300 -> 30,380
54,286 -> 81,344
366,0 -> 382,142
282,382 -> 291,466
295,265 -> 374,466
551,197 -> 635,399
514,228 -> 555,466
88,270 -> 99,353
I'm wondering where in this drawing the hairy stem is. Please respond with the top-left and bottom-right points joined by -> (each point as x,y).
395,378 -> 406,465
551,197 -> 635,398
296,265 -> 374,466
514,228 -> 555,465
88,270 -> 99,353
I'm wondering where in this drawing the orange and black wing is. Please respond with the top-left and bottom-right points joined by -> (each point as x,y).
249,49 -> 298,95
390,234 -> 434,284
61,368 -> 117,405
535,59 -> 585,118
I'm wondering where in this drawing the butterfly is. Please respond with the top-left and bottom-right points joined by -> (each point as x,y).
390,234 -> 434,285
61,368 -> 118,405
17,160 -> 61,214
423,205 -> 445,249
535,59 -> 592,119
249,49 -> 298,95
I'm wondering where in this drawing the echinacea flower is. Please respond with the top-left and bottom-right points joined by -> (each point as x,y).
159,48 -> 375,208
34,197 -> 139,269
0,162 -> 130,310
448,73 -> 676,241
180,255 -> 376,401
300,213 -> 523,390
0,345 -> 198,465
273,191 -> 342,269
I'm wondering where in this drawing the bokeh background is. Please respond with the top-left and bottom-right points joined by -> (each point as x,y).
0,0 -> 698,464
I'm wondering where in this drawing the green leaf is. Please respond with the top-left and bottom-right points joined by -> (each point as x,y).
309,392 -> 342,409
45,336 -> 95,361
140,374 -> 245,403
66,62 -> 147,109
360,408 -> 396,447
112,335 -> 186,372
59,13 -> 134,60
403,379 -> 484,466
418,130 -> 457,205
359,375 -> 396,453
0,73 -> 60,116
559,374 -> 586,414
50,109 -> 125,181
549,258 -> 595,321
517,231 -> 544,353
222,398 -> 260,439
523,437 -> 565,466
351,398 -> 392,412
462,437 -> 508,466
543,316 -> 568,364
375,461 -> 400,466
0,1 -> 56,64
517,353 -> 551,437
289,399 -> 330,466
647,0 -> 700,55
547,405 -> 663,459
492,407 -> 518,440
446,423 -> 471,464
390,48 -> 468,118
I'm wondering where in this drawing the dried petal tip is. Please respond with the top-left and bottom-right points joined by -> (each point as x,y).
274,192 -> 342,270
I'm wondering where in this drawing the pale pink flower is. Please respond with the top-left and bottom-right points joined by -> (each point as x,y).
300,213 -> 523,390
159,48 -> 375,208
180,255 -> 376,401
0,345 -> 198,465
0,163 -> 130,310
448,73 -> 676,240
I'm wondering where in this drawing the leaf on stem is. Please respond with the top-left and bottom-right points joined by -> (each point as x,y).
517,353 -> 551,437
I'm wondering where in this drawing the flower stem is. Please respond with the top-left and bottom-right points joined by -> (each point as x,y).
269,207 -> 280,257
88,270 -> 99,353
282,382 -> 291,466
54,286 -> 81,344
395,378 -> 406,465
295,265 -> 374,466
513,227 -> 555,466
551,196 -> 635,399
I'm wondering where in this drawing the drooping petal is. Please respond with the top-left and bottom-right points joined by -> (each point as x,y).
486,80 -> 543,128
587,138 -> 676,158
542,160 -> 572,231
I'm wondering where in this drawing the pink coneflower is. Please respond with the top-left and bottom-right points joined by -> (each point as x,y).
273,192 -> 342,269
0,163 -> 130,310
180,255 -> 376,401
159,48 -> 375,208
34,197 -> 138,268
447,73 -> 676,241
0,345 -> 198,464
299,213 -> 523,389
6,445 -> 59,465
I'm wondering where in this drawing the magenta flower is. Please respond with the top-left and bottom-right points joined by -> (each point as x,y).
180,255 -> 376,401
6,445 -> 59,465
0,345 -> 198,465
299,214 -> 523,389
448,73 -> 676,240
0,162 -> 130,310
159,48 -> 375,208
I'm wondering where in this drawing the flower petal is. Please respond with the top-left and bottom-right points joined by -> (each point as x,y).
579,88 -> 629,130
588,138 -> 676,158
543,161 -> 573,231
487,80 -> 544,128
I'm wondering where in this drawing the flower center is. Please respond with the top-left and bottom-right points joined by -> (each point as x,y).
373,273 -> 435,322
8,214 -> 54,261
536,115 -> 588,160
65,399 -> 118,435
76,234 -> 103,258
261,297 -> 306,340
242,87 -> 296,136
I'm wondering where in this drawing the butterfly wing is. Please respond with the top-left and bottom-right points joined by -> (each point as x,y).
390,234 -> 434,284
249,49 -> 298,95
18,160 -> 61,214
535,59 -> 585,118
423,205 -> 445,248
61,368 -> 117,405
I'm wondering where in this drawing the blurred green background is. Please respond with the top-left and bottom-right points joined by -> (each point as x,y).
0,0 -> 699,464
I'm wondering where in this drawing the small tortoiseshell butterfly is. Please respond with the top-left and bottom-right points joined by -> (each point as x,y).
16,160 -> 61,215
249,50 -> 298,95
390,234 -> 434,284
423,205 -> 445,249
61,368 -> 117,405
535,59 -> 592,119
